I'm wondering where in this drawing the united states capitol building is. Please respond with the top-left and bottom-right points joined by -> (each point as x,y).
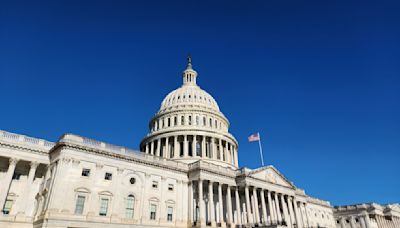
0,57 -> 399,228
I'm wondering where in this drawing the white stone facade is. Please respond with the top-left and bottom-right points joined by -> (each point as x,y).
0,57 -> 384,228
334,204 -> 400,228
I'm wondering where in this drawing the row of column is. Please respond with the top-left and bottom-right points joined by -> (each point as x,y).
188,180 -> 308,228
375,215 -> 399,228
143,135 -> 238,166
0,157 -> 39,215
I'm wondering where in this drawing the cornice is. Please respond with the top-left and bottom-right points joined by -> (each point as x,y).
52,141 -> 189,175
0,141 -> 50,156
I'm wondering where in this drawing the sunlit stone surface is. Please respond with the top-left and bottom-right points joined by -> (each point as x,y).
0,57 -> 396,228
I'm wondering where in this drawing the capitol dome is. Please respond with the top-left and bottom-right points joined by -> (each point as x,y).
140,56 -> 238,168
159,85 -> 220,114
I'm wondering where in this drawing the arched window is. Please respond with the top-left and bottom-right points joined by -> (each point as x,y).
209,118 -> 212,127
181,116 -> 184,125
203,117 -> 206,126
126,195 -> 135,218
168,118 -> 171,127
188,116 -> 192,125
174,117 -> 177,126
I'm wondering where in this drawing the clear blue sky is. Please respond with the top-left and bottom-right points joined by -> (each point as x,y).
1,0 -> 399,206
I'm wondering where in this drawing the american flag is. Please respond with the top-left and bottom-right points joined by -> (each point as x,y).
248,132 -> 260,142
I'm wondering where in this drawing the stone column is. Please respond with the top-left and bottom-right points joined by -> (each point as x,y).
303,203 -> 310,228
211,138 -> 216,160
202,136 -> 206,158
235,187 -> 242,226
19,161 -> 39,215
260,189 -> 267,225
293,198 -> 302,228
198,179 -> 205,224
219,139 -> 223,161
349,216 -> 356,228
151,141 -> 155,155
218,183 -> 226,227
364,214 -> 371,228
233,146 -> 238,166
208,181 -> 216,226
0,158 -> 19,210
227,186 -> 233,225
340,217 -> 347,228
165,137 -> 169,158
188,181 -> 193,225
226,143 -> 231,164
281,194 -> 291,228
145,143 -> 149,154
274,192 -> 282,223
156,138 -> 161,157
245,185 -> 253,225
288,197 -> 295,227
267,190 -> 275,224
174,136 -> 179,158
253,188 -> 260,224
184,135 -> 188,157
193,135 -> 197,157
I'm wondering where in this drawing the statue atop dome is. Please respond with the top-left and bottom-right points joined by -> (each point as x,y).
183,54 -> 197,86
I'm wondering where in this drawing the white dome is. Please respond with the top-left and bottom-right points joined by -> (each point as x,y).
159,85 -> 220,113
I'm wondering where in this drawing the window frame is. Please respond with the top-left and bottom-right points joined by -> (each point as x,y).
167,206 -> 173,222
2,199 -> 13,215
125,195 -> 135,218
74,195 -> 86,215
104,172 -> 113,181
81,168 -> 91,177
152,181 -> 158,189
99,198 -> 109,216
150,203 -> 157,220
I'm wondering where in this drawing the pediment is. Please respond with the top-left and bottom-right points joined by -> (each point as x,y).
248,166 -> 295,188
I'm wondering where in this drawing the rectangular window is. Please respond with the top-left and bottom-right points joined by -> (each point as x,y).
126,196 -> 135,218
2,199 -> 13,214
167,206 -> 173,221
99,198 -> 109,216
74,195 -> 85,215
150,204 -> 157,220
81,168 -> 90,177
152,181 -> 158,189
168,184 -> 174,191
104,172 -> 112,180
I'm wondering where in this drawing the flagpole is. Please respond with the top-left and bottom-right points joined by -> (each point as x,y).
258,133 -> 265,166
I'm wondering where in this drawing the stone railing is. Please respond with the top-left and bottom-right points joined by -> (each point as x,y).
59,134 -> 188,171
0,129 -> 55,151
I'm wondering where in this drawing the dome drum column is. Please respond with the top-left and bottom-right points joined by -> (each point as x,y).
183,135 -> 188,157
218,139 -> 223,162
174,136 -> 179,159
165,137 -> 169,158
201,135 -> 206,159
151,141 -> 155,155
156,139 -> 161,157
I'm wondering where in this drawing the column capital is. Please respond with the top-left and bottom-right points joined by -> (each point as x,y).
30,161 -> 39,169
9,157 -> 19,165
